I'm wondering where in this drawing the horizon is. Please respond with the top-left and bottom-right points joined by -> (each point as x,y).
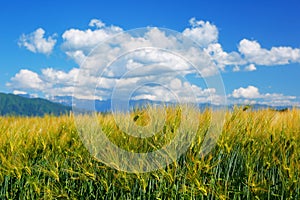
2,91 -> 298,111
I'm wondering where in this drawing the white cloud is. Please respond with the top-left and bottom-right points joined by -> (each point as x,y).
126,59 -> 144,70
129,79 -> 218,103
263,93 -> 296,101
7,69 -> 44,91
204,43 -> 245,70
41,68 -> 79,86
60,18 -> 238,79
238,39 -> 300,65
65,50 -> 86,65
89,19 -> 105,28
18,28 -> 57,55
61,24 -> 122,52
232,66 -> 240,72
232,85 -> 260,99
230,85 -> 297,106
13,90 -> 27,95
10,18 -> 300,106
144,27 -> 178,49
62,22 -> 219,79
7,68 -> 80,98
12,90 -> 39,98
244,64 -> 256,71
123,49 -> 193,75
183,18 -> 218,47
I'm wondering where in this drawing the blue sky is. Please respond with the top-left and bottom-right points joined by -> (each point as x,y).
1,0 -> 300,106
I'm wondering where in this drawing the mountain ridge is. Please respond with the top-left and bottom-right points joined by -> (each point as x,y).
0,93 -> 71,116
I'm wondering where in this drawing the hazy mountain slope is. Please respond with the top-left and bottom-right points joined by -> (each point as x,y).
0,93 -> 71,116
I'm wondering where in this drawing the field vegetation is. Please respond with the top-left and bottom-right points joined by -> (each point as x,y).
0,106 -> 299,199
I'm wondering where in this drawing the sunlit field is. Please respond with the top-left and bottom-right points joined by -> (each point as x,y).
0,106 -> 299,199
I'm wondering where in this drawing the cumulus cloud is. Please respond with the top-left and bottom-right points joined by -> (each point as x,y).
7,68 -> 80,98
12,90 -> 27,95
183,18 -> 218,47
61,22 -> 122,52
230,85 -> 297,106
238,39 -> 300,65
18,28 -> 57,55
89,19 -> 105,28
62,19 -> 219,78
7,69 -> 44,91
204,43 -> 245,70
41,68 -> 79,86
244,64 -> 256,71
65,22 -> 223,102
232,85 -> 260,99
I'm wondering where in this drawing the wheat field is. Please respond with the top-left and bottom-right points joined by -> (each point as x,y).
0,106 -> 299,199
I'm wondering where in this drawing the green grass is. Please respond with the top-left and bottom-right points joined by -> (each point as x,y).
0,106 -> 299,199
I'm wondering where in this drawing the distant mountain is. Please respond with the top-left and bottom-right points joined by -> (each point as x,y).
70,98 -> 161,113
51,95 -> 296,113
0,93 -> 71,116
51,96 -> 224,112
51,96 -> 176,112
49,95 -> 73,107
